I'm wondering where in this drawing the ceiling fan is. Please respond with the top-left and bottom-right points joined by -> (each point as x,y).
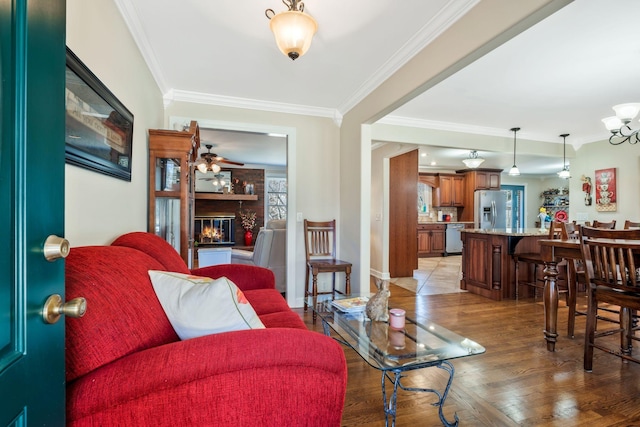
195,144 -> 244,174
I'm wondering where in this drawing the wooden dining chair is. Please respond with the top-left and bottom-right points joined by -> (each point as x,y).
591,220 -> 616,229
514,221 -> 567,300
624,220 -> 640,229
579,226 -> 640,371
303,219 -> 352,322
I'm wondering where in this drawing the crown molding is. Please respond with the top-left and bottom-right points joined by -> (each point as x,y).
378,115 -> 612,145
336,0 -> 480,116
164,89 -> 343,125
113,0 -> 168,93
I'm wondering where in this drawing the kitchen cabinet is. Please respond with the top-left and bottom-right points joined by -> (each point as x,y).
457,168 -> 503,222
417,224 -> 445,257
148,121 -> 199,267
433,174 -> 464,207
466,170 -> 501,190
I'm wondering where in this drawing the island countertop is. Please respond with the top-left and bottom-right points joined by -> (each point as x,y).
461,228 -> 549,237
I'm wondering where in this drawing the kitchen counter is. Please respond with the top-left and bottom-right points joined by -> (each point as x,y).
460,229 -> 549,300
461,228 -> 548,237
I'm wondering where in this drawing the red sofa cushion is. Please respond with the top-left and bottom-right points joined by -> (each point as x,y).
65,246 -> 179,382
112,232 -> 191,274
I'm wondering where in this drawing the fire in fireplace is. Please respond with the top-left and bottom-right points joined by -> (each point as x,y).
195,214 -> 235,245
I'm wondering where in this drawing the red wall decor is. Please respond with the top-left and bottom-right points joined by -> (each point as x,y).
594,168 -> 616,212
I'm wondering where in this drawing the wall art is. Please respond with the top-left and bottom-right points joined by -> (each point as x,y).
65,47 -> 134,181
594,168 -> 616,212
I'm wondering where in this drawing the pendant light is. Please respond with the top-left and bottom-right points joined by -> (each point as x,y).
462,150 -> 485,168
508,127 -> 521,176
265,0 -> 318,60
557,133 -> 571,179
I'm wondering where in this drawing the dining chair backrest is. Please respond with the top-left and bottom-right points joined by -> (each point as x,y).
303,219 -> 337,261
549,221 -> 565,239
591,220 -> 616,229
624,220 -> 640,230
579,227 -> 640,293
580,225 -> 640,241
562,221 -> 579,241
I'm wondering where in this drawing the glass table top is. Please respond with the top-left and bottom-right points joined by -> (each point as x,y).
308,295 -> 485,371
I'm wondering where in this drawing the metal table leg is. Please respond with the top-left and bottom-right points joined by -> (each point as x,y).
381,361 -> 459,427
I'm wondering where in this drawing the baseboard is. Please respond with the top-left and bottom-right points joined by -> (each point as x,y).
370,269 -> 391,280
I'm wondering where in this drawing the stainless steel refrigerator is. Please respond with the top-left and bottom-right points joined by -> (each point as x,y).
474,190 -> 509,229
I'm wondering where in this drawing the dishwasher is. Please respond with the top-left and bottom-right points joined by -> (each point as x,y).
445,223 -> 465,255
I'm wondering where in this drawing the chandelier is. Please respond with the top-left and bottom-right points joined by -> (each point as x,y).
265,0 -> 317,61
462,150 -> 485,168
508,127 -> 520,176
601,103 -> 640,145
557,133 -> 571,179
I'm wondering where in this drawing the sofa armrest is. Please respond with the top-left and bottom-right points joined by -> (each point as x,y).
190,263 -> 275,291
67,328 -> 347,426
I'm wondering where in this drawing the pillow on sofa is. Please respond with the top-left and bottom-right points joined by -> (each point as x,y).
148,271 -> 265,340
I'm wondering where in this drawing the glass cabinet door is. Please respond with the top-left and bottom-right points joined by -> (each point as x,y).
153,157 -> 182,254
155,157 -> 181,192
154,197 -> 181,253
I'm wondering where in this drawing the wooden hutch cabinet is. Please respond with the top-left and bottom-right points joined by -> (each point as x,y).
148,121 -> 199,267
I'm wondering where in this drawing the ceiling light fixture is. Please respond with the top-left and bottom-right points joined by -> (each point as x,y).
462,150 -> 485,169
557,133 -> 571,179
602,103 -> 640,145
508,127 -> 521,176
265,0 -> 317,61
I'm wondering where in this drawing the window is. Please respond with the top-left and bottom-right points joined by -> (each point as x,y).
266,176 -> 287,220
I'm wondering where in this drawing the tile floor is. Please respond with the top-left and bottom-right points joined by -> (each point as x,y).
391,255 -> 465,295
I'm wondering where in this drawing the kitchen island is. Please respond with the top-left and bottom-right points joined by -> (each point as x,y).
460,228 -> 550,301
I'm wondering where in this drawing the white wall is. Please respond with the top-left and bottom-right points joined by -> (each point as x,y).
66,0 -> 164,246
569,138 -> 640,226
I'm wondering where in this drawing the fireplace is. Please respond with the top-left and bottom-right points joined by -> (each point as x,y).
195,214 -> 235,246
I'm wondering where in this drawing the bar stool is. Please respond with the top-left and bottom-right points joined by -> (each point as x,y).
514,221 -> 567,300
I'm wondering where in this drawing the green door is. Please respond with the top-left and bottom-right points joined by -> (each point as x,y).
0,0 -> 66,425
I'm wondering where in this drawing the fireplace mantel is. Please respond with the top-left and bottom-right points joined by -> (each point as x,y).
195,194 -> 258,201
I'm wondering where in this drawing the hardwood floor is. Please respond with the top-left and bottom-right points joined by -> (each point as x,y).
296,282 -> 640,426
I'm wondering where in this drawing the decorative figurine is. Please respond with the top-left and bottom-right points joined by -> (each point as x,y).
538,207 -> 550,232
581,175 -> 592,206
366,278 -> 390,322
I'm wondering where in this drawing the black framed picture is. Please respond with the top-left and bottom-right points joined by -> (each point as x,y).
65,47 -> 134,181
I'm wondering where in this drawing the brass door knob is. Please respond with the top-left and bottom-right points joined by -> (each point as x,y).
42,294 -> 87,324
43,235 -> 70,261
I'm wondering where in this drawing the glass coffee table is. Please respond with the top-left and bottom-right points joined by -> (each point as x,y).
309,295 -> 485,427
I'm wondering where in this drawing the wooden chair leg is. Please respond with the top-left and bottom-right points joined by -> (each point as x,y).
584,289 -> 597,371
621,307 -> 632,357
331,272 -> 336,297
304,266 -> 310,312
567,268 -> 577,338
312,270 -> 319,323
345,267 -> 351,295
514,260 -> 520,300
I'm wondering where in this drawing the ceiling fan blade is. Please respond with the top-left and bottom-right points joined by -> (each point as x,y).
217,159 -> 244,166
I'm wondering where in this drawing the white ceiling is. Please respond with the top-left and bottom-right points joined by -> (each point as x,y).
117,0 -> 640,173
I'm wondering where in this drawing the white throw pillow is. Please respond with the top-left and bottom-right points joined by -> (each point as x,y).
148,271 -> 265,340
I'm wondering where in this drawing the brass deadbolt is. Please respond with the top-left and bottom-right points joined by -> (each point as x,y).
44,235 -> 70,261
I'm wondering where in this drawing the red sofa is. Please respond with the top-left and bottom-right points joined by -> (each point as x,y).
65,232 -> 347,426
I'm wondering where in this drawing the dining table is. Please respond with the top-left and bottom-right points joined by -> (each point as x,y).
539,237 -> 640,352
538,239 -> 581,351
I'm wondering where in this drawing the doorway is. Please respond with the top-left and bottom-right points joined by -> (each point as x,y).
169,117 -> 299,304
501,184 -> 525,229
